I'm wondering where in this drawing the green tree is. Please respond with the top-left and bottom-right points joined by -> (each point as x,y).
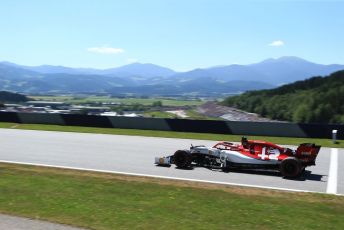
222,70 -> 344,124
292,104 -> 310,123
152,101 -> 163,107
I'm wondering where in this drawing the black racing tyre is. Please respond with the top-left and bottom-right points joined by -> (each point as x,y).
280,158 -> 302,178
173,150 -> 192,168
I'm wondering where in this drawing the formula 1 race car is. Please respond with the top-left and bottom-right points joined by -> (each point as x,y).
155,137 -> 321,178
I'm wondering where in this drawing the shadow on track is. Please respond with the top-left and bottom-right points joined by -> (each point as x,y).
156,165 -> 325,181
224,169 -> 325,181
186,165 -> 324,181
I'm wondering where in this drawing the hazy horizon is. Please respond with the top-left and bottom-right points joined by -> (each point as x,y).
2,56 -> 344,72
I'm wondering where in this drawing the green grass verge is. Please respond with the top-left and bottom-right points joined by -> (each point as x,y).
0,122 -> 16,128
0,163 -> 343,230
0,122 -> 342,148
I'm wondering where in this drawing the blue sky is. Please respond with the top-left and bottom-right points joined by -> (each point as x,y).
0,0 -> 343,71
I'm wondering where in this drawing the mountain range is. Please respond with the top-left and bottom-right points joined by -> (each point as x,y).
0,56 -> 343,96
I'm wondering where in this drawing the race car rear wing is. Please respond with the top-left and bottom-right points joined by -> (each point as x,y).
296,143 -> 321,165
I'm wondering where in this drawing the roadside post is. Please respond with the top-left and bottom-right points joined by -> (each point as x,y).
332,129 -> 337,144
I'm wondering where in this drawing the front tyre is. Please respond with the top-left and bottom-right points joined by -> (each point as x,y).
280,157 -> 302,178
173,150 -> 192,168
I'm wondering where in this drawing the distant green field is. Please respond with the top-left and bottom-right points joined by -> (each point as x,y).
144,111 -> 178,118
144,110 -> 220,120
31,95 -> 205,106
185,109 -> 222,120
0,163 -> 343,230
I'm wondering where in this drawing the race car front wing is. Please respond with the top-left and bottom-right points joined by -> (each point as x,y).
155,156 -> 173,166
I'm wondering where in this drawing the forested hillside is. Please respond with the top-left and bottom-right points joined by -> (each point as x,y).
0,91 -> 29,103
222,70 -> 344,124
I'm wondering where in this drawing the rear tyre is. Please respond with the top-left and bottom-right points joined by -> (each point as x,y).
280,158 -> 302,178
174,150 -> 192,168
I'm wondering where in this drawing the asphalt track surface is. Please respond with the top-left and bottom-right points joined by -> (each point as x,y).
0,214 -> 84,230
0,129 -> 343,195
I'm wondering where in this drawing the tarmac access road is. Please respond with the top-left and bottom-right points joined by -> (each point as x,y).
0,128 -> 343,195
0,213 -> 85,230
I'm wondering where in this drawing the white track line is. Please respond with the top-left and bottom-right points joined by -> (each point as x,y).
326,148 -> 338,194
1,160 -> 342,196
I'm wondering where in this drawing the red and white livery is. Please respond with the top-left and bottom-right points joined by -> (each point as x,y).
155,137 -> 321,178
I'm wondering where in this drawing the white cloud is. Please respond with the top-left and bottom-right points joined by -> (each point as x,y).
269,40 -> 285,47
87,46 -> 125,54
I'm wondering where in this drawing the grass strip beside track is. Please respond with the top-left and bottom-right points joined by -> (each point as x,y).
0,163 -> 343,230
0,122 -> 342,148
0,122 -> 17,128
